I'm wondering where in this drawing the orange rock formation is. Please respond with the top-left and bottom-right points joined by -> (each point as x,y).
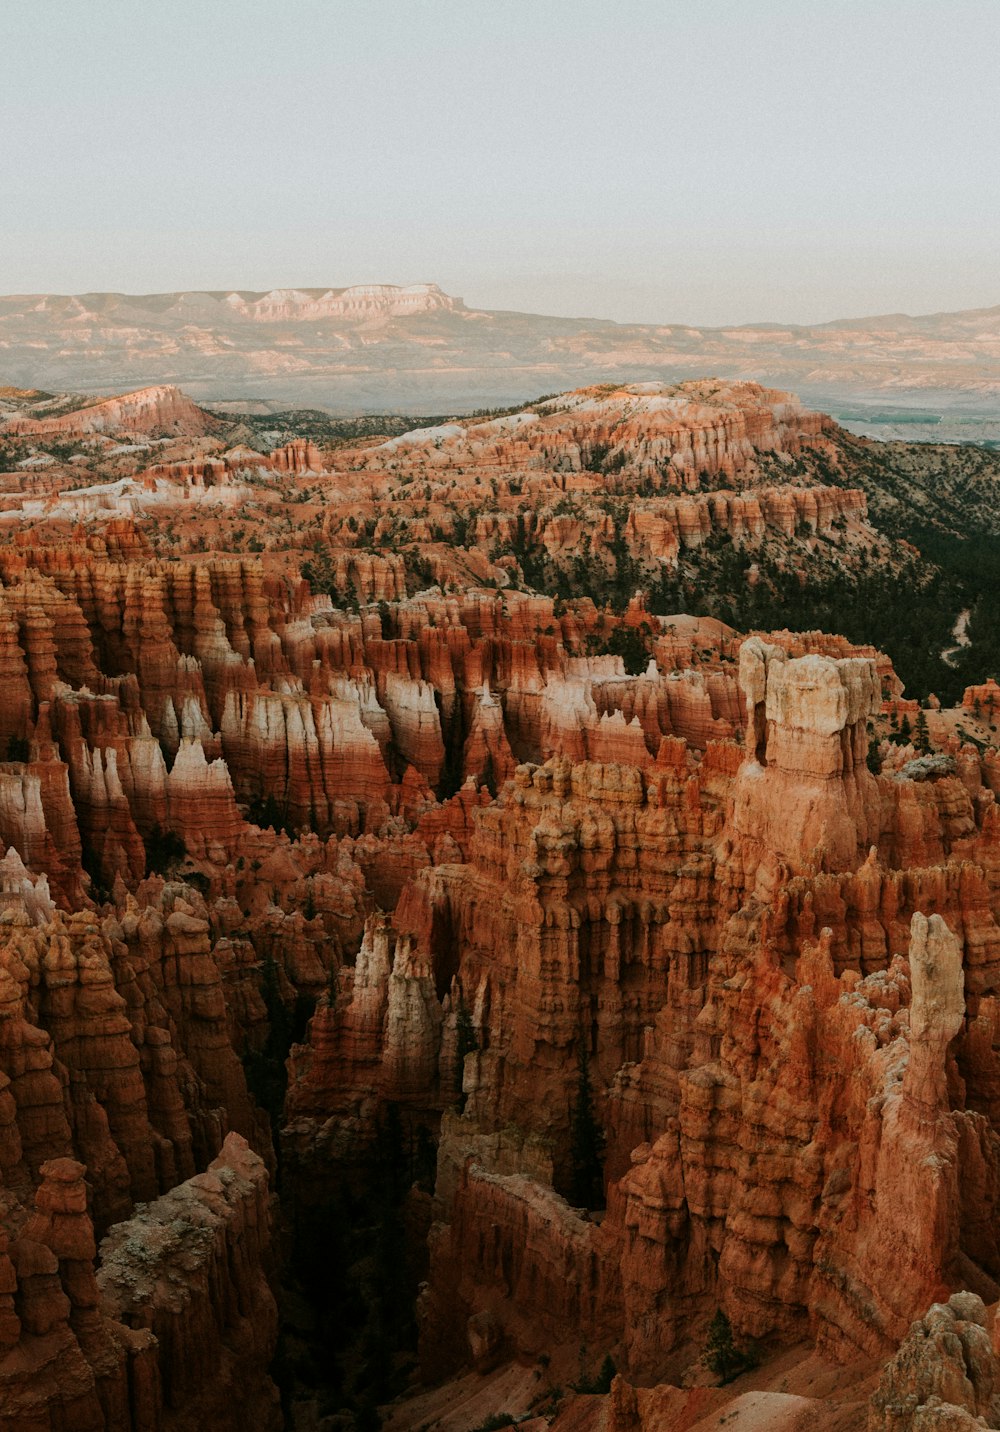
1,377 -> 998,1427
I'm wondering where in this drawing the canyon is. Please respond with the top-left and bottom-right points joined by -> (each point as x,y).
0,376 -> 1000,1430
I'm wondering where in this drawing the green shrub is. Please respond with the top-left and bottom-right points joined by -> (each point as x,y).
145,825 -> 186,875
704,1309 -> 760,1384
470,1415 -> 515,1432
572,1353 -> 616,1393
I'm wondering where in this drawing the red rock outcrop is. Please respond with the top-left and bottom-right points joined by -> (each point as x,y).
271,438 -> 324,474
348,381 -> 834,490
97,1133 -> 280,1432
964,678 -> 1000,718
0,1155 -> 152,1432
868,1292 -> 1000,1430
0,1128 -> 276,1431
392,634 -> 1000,1385
728,636 -> 882,892
625,485 -> 867,564
3,385 -> 219,439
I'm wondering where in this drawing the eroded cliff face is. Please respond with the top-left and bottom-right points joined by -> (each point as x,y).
3,593 -> 991,1417
0,1134 -> 277,1432
293,642 -> 1000,1393
730,636 -> 882,889
2,385 -> 220,440
0,536 -> 766,885
349,382 -> 833,488
868,1292 -> 1000,1431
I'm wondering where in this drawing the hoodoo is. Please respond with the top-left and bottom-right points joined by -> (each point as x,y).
1,371 -> 1000,1429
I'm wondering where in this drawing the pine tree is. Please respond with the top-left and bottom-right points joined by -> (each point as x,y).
704,1308 -> 761,1384
415,1123 -> 437,1190
569,1041 -> 605,1209
243,956 -> 293,1135
439,701 -> 466,799
915,707 -> 931,754
705,1309 -> 741,1382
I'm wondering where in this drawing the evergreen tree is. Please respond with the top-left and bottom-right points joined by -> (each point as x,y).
915,707 -> 932,754
439,700 -> 466,798
374,1101 -> 408,1207
144,824 -> 186,875
704,1308 -> 761,1383
705,1309 -> 739,1381
243,956 -> 293,1138
569,1041 -> 605,1209
573,1353 -> 617,1394
415,1123 -> 437,1191
248,792 -> 296,838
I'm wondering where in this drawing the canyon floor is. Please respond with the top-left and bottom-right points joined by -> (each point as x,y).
2,377 -> 1000,1430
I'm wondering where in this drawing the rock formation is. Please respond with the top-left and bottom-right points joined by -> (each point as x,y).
730,636 -> 882,891
868,1292 -> 1000,1431
98,1133 -> 279,1432
357,381 -> 834,488
2,385 -> 219,439
0,1134 -> 277,1431
3,375 -> 1000,1427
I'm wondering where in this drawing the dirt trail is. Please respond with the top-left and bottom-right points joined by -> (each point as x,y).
942,608 -> 971,667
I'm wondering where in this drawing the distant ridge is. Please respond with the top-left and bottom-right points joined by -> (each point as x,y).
2,284 -> 1000,435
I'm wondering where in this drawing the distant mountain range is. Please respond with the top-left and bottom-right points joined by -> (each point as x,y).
2,282 -> 1000,440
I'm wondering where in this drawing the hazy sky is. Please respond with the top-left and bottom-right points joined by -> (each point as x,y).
3,0 -> 999,326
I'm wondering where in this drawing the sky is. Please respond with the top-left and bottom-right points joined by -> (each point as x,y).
2,0 -> 999,327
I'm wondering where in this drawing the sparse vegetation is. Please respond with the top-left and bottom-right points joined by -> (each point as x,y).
704,1309 -> 761,1384
572,1353 -> 617,1393
144,824 -> 186,875
568,1042 -> 605,1209
469,1415 -> 516,1432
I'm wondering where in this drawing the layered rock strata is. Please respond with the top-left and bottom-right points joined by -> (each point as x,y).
291,644 -> 1000,1386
